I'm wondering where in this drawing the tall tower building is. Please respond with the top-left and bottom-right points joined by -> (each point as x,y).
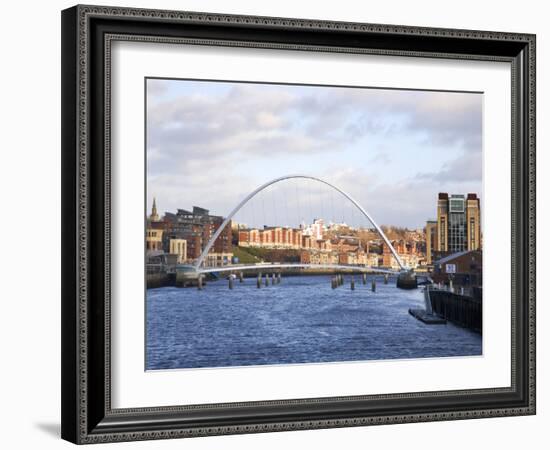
437,193 -> 449,252
436,193 -> 481,254
149,197 -> 160,222
425,220 -> 438,265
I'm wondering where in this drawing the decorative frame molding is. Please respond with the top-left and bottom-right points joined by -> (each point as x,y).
61,4 -> 536,444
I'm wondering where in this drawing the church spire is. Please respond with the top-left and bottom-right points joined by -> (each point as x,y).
150,197 -> 160,222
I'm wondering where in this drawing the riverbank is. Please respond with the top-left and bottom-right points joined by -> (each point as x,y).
147,268 -> 395,289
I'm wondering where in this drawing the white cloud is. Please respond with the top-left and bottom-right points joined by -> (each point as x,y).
146,80 -> 483,228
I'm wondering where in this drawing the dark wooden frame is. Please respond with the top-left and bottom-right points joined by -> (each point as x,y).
61,4 -> 536,444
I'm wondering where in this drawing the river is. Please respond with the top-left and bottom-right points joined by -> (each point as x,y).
146,275 -> 481,370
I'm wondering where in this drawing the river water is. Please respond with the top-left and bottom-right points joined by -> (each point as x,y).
146,275 -> 481,370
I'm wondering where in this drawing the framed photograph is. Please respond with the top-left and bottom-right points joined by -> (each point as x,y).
61,4 -> 536,444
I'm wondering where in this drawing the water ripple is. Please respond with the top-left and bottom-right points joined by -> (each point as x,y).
146,275 -> 481,370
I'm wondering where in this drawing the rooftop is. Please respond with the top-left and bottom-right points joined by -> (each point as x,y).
434,250 -> 480,265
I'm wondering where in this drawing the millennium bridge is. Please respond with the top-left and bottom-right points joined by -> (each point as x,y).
178,174 -> 419,289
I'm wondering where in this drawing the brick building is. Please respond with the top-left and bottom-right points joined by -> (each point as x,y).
432,250 -> 482,287
150,205 -> 232,264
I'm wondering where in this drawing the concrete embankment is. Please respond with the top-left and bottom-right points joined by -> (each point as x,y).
146,273 -> 175,289
171,269 -> 390,288
235,269 -> 390,278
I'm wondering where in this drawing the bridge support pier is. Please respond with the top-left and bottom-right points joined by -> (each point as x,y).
372,278 -> 376,292
228,276 -> 234,290
239,272 -> 244,283
257,273 -> 261,288
396,271 -> 418,289
384,274 -> 388,284
362,273 -> 366,285
351,276 -> 355,291
197,275 -> 203,290
277,273 -> 281,284
272,273 -> 276,285
264,274 -> 269,287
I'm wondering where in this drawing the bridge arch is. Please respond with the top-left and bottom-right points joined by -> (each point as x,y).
194,174 -> 407,271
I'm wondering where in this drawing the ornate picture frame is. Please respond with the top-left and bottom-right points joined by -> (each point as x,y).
61,4 -> 536,444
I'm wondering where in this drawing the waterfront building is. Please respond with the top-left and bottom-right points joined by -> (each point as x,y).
338,247 -> 367,265
299,250 -> 311,264
302,218 -> 325,240
238,227 -> 303,249
432,250 -> 482,287
437,193 -> 481,253
238,230 -> 249,246
169,238 -> 187,264
146,228 -> 163,252
292,229 -> 303,248
316,239 -> 332,252
366,252 -> 379,267
381,241 -> 395,268
260,228 -> 273,246
381,246 -> 403,270
231,221 -> 247,230
381,239 -> 422,270
146,251 -> 178,273
238,228 -> 260,247
466,193 -> 482,251
157,206 -> 232,263
300,250 -> 339,265
400,253 -> 420,269
283,228 -> 293,247
204,252 -> 234,267
249,229 -> 261,246
327,221 -> 349,231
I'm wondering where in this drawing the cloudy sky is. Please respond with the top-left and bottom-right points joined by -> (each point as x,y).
146,78 -> 482,229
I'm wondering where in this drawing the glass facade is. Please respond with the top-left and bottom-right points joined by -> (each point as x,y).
449,198 -> 464,212
448,212 -> 466,252
437,193 -> 480,254
448,195 -> 466,252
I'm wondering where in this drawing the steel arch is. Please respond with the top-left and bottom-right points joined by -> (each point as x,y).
194,174 -> 407,271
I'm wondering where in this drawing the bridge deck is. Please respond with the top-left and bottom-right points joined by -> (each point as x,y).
198,263 -> 398,275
